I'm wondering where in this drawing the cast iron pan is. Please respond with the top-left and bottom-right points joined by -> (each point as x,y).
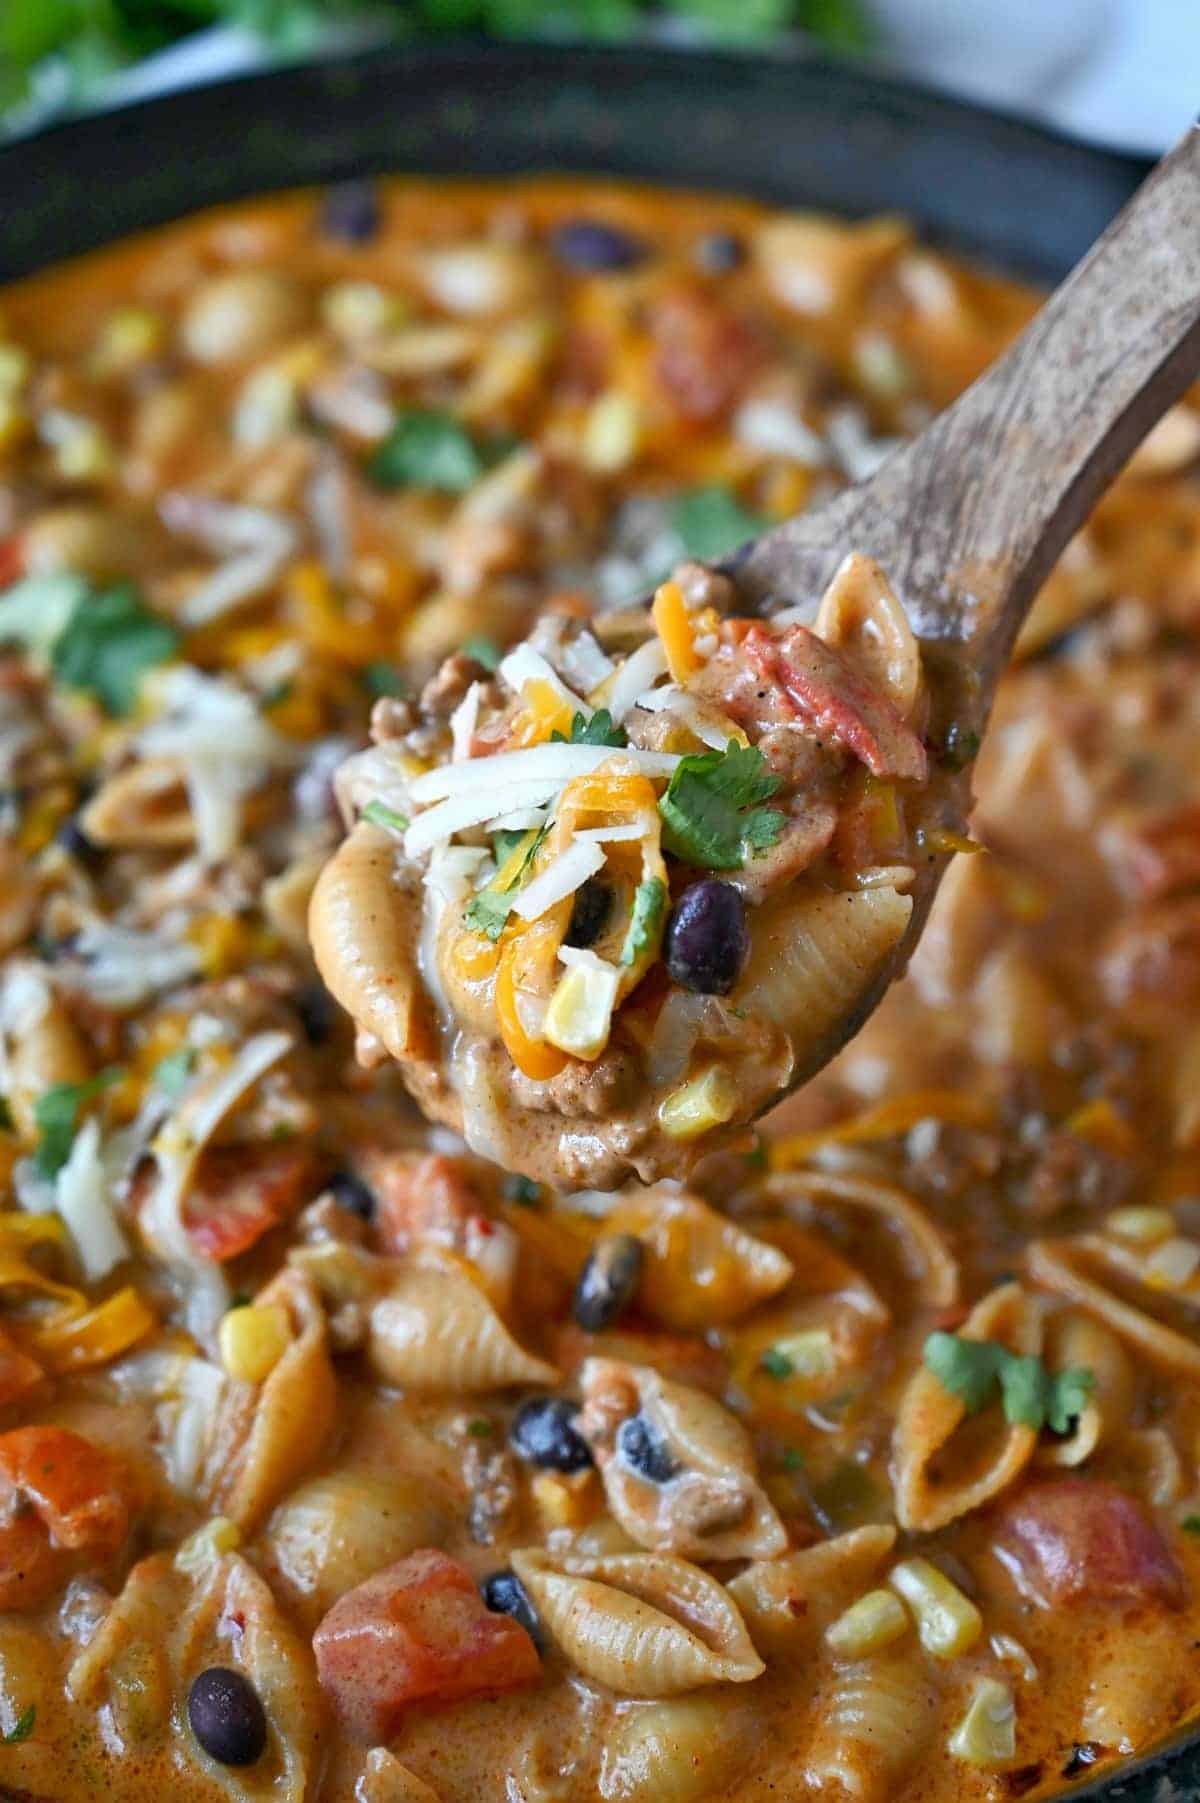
0,40 -> 1189,1803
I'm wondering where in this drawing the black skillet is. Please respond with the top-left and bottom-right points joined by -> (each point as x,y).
0,38 -> 1189,1803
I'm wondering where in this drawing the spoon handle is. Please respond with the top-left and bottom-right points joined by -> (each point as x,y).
732,123 -> 1200,684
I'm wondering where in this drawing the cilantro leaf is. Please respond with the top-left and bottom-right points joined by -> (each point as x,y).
658,740 -> 785,869
760,1347 -> 793,1379
153,1046 -> 196,1098
621,876 -> 667,966
464,885 -> 515,943
671,486 -> 770,563
363,662 -> 406,699
368,411 -> 519,494
465,825 -> 548,940
491,829 -> 528,866
361,799 -> 409,834
1182,1514 -> 1200,1537
462,633 -> 502,672
923,1331 -> 1095,1434
502,1172 -> 541,1206
50,584 -> 179,716
552,707 -> 627,749
1,1704 -> 34,1745
33,1068 -> 124,1181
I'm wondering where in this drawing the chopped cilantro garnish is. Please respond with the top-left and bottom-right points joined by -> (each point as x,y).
551,707 -> 627,749
760,1347 -> 793,1380
491,829 -> 528,866
361,799 -> 409,835
743,1134 -> 768,1170
465,824 -> 548,940
1182,1514 -> 1200,1537
467,1417 -> 494,1438
620,877 -> 667,967
503,1172 -> 541,1206
659,740 -> 785,869
2,1705 -> 35,1745
49,583 -> 179,716
260,679 -> 293,712
942,723 -> 981,771
0,1097 -> 12,1134
781,1445 -> 806,1472
923,1331 -> 1095,1434
153,1046 -> 196,1097
33,1068 -> 125,1180
671,485 -> 770,563
462,633 -> 502,672
363,662 -> 406,698
368,410 -> 519,494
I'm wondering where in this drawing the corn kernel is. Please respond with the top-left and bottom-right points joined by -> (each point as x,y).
659,1066 -> 738,1142
92,306 -> 165,375
50,417 -> 114,483
1106,1205 -> 1174,1245
218,1302 -> 292,1385
322,281 -> 407,342
582,390 -> 641,473
543,956 -> 620,1062
0,344 -> 30,396
186,913 -> 257,978
826,1588 -> 910,1658
889,1558 -> 982,1660
1143,1234 -> 1200,1290
174,1516 -> 242,1577
948,1678 -> 1016,1766
1065,1098 -> 1138,1157
769,1329 -> 837,1379
531,1469 -> 599,1531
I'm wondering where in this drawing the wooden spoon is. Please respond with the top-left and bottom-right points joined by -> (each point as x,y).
710,119 -> 1200,1113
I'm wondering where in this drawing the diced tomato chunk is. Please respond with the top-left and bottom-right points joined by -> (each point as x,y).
365,1152 -> 481,1256
0,537 -> 23,590
0,1426 -> 137,1611
744,622 -> 928,783
183,1141 -> 318,1261
993,1477 -> 1186,1610
313,1549 -> 540,1743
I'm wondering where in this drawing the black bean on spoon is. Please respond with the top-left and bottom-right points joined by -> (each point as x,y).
549,219 -> 647,273
664,879 -> 749,995
187,1666 -> 267,1767
573,1233 -> 644,1332
481,1568 -> 545,1650
509,1396 -> 594,1472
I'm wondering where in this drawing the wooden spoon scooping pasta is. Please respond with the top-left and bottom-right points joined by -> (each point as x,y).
311,125 -> 1200,1191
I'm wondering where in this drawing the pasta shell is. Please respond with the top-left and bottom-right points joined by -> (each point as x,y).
771,1169 -> 959,1310
511,1548 -> 763,1696
605,1189 -> 794,1329
1035,1309 -> 1133,1469
893,1281 -> 1040,1531
355,1749 -> 445,1802
309,821 -> 441,1068
735,884 -> 913,1055
79,758 -> 193,848
366,1260 -> 557,1392
210,1268 -> 336,1534
598,1696 -> 752,1802
727,1525 -> 897,1654
577,1357 -> 786,1560
267,1468 -> 454,1624
813,552 -> 924,724
805,1652 -> 937,1802
1081,1613 -> 1186,1752
1026,1234 -> 1200,1381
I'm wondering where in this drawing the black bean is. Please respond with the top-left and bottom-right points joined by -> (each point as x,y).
664,879 -> 748,995
329,1169 -> 375,1221
295,980 -> 338,1045
550,219 -> 647,273
564,879 -> 611,951
187,1666 -> 267,1767
481,1568 -> 545,1650
616,1413 -> 680,1485
54,816 -> 102,868
509,1396 -> 594,1473
573,1233 -> 644,1332
694,231 -> 744,274
319,180 -> 381,244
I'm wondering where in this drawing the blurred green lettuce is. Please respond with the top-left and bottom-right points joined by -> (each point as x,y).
1,0 -> 873,122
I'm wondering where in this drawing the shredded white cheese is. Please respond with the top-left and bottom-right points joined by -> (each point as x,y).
513,840 -> 606,922
58,923 -> 201,1012
450,681 -> 483,763
499,644 -> 592,719
403,779 -> 562,858
53,1116 -> 130,1281
160,494 -> 299,627
600,638 -> 669,723
409,742 -> 678,806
